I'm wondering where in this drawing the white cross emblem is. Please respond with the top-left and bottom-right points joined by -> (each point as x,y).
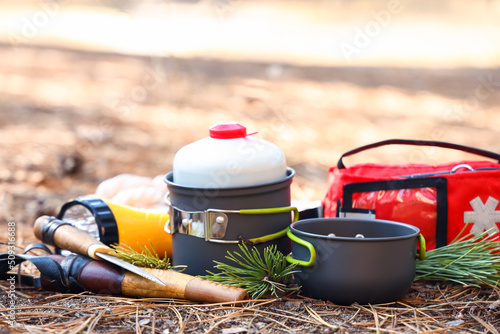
463,196 -> 500,235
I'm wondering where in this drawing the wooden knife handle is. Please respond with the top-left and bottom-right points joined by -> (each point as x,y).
34,215 -> 111,260
44,255 -> 247,302
121,268 -> 248,303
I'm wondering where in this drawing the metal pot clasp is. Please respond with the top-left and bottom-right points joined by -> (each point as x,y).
168,207 -> 230,240
166,205 -> 298,244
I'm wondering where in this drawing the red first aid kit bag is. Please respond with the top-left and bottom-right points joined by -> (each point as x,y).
323,139 -> 500,249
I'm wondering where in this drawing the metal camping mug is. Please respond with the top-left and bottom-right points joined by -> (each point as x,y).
286,218 -> 426,305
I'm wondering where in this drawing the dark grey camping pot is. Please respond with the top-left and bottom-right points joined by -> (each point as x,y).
164,168 -> 295,276
286,218 -> 425,305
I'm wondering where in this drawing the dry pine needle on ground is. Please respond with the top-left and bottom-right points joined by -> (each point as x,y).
0,281 -> 499,333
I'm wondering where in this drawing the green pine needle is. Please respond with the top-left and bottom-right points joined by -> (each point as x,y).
111,242 -> 174,270
201,243 -> 300,299
415,229 -> 500,287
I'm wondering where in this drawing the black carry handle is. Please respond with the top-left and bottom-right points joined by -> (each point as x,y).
337,139 -> 500,169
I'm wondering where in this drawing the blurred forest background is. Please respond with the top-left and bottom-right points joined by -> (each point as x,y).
1,0 -> 500,235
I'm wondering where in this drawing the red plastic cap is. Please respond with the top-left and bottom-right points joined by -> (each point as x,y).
209,122 -> 247,139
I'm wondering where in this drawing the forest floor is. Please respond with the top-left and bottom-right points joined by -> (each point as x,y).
1,0 -> 500,332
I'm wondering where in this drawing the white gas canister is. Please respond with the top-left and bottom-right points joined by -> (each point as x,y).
173,122 -> 287,188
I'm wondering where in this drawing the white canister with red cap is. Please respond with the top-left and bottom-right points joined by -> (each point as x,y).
172,122 -> 287,188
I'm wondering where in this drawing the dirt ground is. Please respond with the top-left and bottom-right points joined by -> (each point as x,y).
2,44 -> 500,224
1,43 -> 499,334
1,0 -> 500,332
1,0 -> 500,225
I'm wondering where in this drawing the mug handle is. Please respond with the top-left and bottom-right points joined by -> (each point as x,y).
417,234 -> 426,260
285,230 -> 316,267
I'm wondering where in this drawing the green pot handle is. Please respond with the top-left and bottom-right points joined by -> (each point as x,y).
285,229 -> 316,267
240,206 -> 299,222
417,234 -> 426,260
242,206 -> 299,245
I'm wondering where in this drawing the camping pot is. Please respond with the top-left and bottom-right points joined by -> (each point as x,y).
165,169 -> 295,275
165,122 -> 296,275
286,218 -> 425,305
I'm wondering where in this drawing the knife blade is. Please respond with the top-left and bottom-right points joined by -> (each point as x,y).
95,252 -> 166,286
33,215 -> 166,286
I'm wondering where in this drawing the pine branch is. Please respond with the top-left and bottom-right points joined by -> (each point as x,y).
111,242 -> 176,270
415,229 -> 500,287
201,243 -> 300,299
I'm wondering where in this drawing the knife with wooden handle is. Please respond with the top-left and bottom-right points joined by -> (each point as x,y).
33,215 -> 248,302
34,215 -> 166,286
41,254 -> 248,302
